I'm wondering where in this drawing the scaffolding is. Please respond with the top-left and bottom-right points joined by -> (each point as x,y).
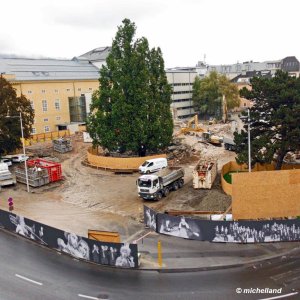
15,166 -> 49,187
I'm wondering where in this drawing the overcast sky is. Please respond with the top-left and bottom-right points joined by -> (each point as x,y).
1,0 -> 299,68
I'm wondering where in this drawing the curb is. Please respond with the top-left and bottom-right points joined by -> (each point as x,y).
137,245 -> 300,273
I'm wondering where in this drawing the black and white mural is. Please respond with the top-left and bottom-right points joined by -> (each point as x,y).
144,206 -> 300,243
0,209 -> 138,268
143,206 -> 157,232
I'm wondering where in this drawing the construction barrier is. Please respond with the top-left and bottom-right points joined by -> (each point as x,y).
87,148 -> 166,171
144,206 -> 300,244
221,161 -> 300,196
0,209 -> 138,268
24,130 -> 71,146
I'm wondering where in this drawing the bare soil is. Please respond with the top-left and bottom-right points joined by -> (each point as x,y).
0,125 -> 235,240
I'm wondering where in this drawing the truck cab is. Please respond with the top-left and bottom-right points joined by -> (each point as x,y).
137,174 -> 161,200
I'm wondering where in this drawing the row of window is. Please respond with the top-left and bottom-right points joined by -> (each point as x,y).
31,126 -> 50,134
40,116 -> 61,122
176,106 -> 195,110
30,100 -> 61,112
171,83 -> 193,86
172,98 -> 192,103
27,88 -> 93,94
172,90 -> 192,95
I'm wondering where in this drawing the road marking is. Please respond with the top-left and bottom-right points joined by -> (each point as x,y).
259,291 -> 299,300
78,294 -> 99,300
15,274 -> 43,286
133,231 -> 153,244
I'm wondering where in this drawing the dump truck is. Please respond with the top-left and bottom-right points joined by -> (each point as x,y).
202,131 -> 223,146
137,166 -> 184,200
0,163 -> 16,187
192,159 -> 217,189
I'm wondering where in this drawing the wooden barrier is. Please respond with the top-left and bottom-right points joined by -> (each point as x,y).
232,168 -> 300,219
25,130 -> 70,146
87,148 -> 166,171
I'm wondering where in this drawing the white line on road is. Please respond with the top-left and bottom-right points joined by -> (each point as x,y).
15,274 -> 43,286
259,291 -> 299,300
78,294 -> 99,300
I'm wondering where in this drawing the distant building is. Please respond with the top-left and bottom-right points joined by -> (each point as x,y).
196,56 -> 300,80
166,67 -> 198,119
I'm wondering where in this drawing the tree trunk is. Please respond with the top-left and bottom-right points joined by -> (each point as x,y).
275,151 -> 286,170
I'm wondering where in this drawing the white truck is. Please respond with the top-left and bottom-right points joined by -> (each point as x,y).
192,159 -> 217,189
137,166 -> 184,200
0,163 -> 16,188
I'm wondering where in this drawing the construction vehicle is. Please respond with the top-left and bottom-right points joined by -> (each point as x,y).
176,115 -> 205,136
0,163 -> 16,188
137,167 -> 184,200
192,159 -> 217,189
201,131 -> 223,146
223,138 -> 236,151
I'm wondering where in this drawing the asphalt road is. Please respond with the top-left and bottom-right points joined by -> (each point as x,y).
0,229 -> 299,300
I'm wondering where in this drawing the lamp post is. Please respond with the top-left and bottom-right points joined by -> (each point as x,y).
6,112 -> 30,192
247,108 -> 251,172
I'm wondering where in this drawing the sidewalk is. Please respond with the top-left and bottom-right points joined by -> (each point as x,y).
133,231 -> 300,271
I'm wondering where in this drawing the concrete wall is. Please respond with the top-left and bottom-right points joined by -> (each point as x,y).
232,168 -> 300,219
87,149 -> 166,171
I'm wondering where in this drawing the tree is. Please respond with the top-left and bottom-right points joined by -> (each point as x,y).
192,71 -> 240,121
0,76 -> 34,156
87,19 -> 173,154
234,70 -> 300,170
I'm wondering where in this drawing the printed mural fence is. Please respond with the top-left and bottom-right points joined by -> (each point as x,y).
0,209 -> 138,268
144,206 -> 300,243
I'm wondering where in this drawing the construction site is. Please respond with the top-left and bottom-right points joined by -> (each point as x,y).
1,114 -> 298,241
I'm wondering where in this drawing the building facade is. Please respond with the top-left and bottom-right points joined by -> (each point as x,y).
166,68 -> 197,119
0,58 -> 99,134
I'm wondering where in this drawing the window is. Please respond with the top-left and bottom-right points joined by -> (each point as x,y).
66,88 -> 71,92
42,100 -> 48,112
43,118 -> 48,122
78,88 -> 81,91
31,128 -> 36,134
56,116 -> 61,121
54,89 -> 59,93
89,87 -> 93,91
41,89 -> 46,93
55,99 -> 60,111
27,90 -> 32,94
44,126 -> 50,132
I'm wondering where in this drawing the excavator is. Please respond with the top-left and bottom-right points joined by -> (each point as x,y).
176,115 -> 205,136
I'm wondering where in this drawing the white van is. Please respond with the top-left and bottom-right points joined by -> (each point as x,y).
139,158 -> 167,174
11,154 -> 29,163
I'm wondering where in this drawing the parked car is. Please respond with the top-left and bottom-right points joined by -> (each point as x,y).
11,154 -> 29,163
0,158 -> 12,167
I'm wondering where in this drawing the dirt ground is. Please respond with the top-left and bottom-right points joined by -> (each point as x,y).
0,124 -> 236,240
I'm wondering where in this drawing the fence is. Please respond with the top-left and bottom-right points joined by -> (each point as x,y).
144,206 -> 300,243
0,209 -> 138,268
24,130 -> 71,146
87,148 -> 166,171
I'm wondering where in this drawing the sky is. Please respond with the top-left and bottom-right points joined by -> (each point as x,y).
1,0 -> 299,68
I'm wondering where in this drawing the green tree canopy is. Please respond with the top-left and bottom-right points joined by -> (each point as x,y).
0,76 -> 34,156
87,19 -> 173,155
192,71 -> 240,121
234,70 -> 300,170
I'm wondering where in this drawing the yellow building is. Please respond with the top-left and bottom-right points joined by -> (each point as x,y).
1,58 -> 99,134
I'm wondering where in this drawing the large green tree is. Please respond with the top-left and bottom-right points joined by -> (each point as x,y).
234,70 -> 300,170
88,19 -> 173,154
0,76 -> 34,156
192,71 -> 240,121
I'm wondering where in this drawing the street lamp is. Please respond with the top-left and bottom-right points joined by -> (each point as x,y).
240,108 -> 251,172
6,112 -> 30,192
